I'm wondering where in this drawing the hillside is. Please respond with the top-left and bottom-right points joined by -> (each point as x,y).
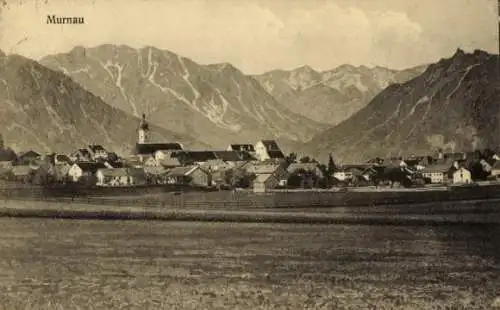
0,50 -> 206,155
254,64 -> 426,125
303,49 -> 500,163
40,45 -> 327,150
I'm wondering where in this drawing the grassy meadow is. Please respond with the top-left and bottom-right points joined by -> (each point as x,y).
0,218 -> 499,309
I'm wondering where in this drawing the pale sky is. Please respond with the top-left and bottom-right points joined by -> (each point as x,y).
0,0 -> 498,74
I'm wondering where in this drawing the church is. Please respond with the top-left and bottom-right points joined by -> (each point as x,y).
134,114 -> 183,160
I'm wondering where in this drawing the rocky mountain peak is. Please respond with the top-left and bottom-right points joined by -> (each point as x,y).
303,49 -> 500,162
40,44 -> 326,150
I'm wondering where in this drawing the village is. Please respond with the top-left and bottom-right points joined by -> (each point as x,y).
0,114 -> 499,193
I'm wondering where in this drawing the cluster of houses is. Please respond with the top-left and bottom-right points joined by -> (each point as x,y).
1,114 -> 500,192
0,115 -> 295,192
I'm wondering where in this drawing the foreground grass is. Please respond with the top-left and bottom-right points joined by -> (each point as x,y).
0,219 -> 499,309
1,278 -> 497,310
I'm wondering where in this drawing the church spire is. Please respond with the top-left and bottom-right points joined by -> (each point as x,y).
138,113 -> 149,144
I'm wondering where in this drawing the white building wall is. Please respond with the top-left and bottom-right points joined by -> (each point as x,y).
254,141 -> 269,161
68,165 -> 83,182
453,168 -> 472,184
422,172 -> 445,184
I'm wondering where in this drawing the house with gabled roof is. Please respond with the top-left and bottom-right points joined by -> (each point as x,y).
70,149 -> 93,162
87,145 -> 108,161
421,164 -> 455,184
254,140 -> 285,161
253,173 -> 280,193
68,162 -> 107,182
251,163 -> 289,192
453,166 -> 472,184
96,168 -> 147,187
18,150 -> 41,164
167,165 -> 211,187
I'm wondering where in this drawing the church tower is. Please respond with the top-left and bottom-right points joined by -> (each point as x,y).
138,113 -> 149,144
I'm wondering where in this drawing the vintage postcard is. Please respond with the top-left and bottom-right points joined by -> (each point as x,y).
0,0 -> 499,309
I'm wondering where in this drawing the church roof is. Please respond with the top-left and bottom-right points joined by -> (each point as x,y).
213,150 -> 255,161
135,143 -> 183,155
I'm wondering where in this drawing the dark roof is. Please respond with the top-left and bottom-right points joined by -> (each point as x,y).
19,150 -> 41,159
75,162 -> 107,173
88,145 -> 106,153
260,140 -> 281,151
167,166 -> 206,177
228,144 -> 255,152
422,164 -> 453,173
107,161 -> 125,168
181,151 -> 217,162
55,154 -> 72,164
135,143 -> 183,155
0,148 -> 17,162
342,164 -> 373,170
213,151 -> 254,161
267,150 -> 285,159
404,159 -> 421,166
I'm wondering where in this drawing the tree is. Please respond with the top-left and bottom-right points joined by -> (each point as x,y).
327,155 -> 337,174
32,167 -> 55,186
376,167 -> 414,188
299,156 -> 311,163
470,162 -> 489,181
285,153 -> 297,165
287,168 -> 317,188
107,152 -> 119,162
224,168 -> 255,188
483,148 -> 494,160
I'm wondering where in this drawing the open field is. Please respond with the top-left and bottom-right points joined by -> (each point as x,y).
4,198 -> 500,225
0,218 -> 500,309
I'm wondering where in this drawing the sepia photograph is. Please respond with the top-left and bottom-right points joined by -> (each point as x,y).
0,0 -> 499,308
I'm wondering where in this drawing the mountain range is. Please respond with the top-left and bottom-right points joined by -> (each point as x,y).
2,43 -> 495,163
254,64 -> 427,125
303,49 -> 500,163
0,50 -> 206,155
39,45 -> 328,150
